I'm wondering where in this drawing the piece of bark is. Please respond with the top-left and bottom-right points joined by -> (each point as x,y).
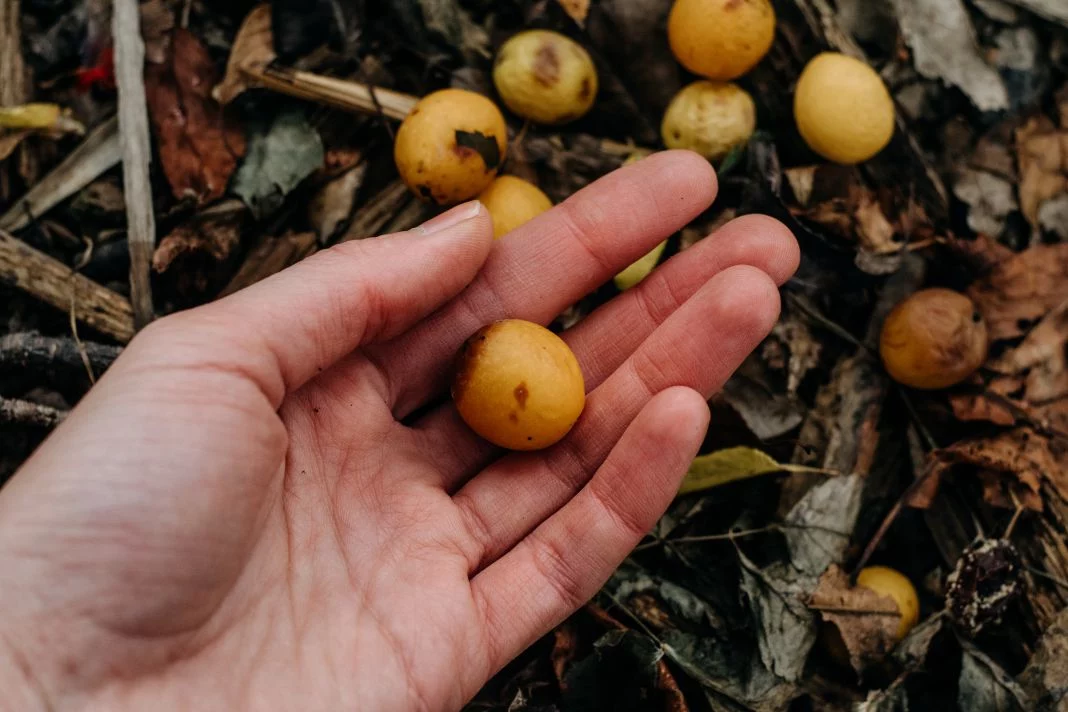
0,397 -> 68,428
0,332 -> 121,376
1,0 -> 26,107
338,180 -> 412,242
0,116 -> 122,232
220,230 -> 317,296
112,0 -> 156,330
0,229 -> 135,342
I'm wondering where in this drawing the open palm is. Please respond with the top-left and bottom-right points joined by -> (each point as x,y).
0,152 -> 797,712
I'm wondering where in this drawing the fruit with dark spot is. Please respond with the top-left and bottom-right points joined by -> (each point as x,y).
477,175 -> 553,239
668,0 -> 776,80
661,81 -> 756,161
452,319 -> 585,451
493,30 -> 598,125
880,288 -> 989,390
394,89 -> 508,205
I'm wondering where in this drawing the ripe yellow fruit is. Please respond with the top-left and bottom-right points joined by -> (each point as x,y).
493,30 -> 598,125
661,81 -> 756,161
452,320 -> 586,451
394,89 -> 508,205
794,52 -> 895,164
668,0 -> 776,81
856,566 -> 920,641
477,175 -> 553,239
880,288 -> 988,390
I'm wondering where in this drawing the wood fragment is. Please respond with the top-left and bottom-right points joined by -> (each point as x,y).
0,229 -> 134,342
220,230 -> 317,296
0,397 -> 68,428
381,197 -> 431,234
338,181 -> 413,242
112,0 -> 157,329
0,0 -> 27,107
0,332 -> 121,377
256,67 -> 418,121
0,116 -> 122,232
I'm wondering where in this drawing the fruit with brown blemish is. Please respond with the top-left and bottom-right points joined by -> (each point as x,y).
452,319 -> 586,451
879,288 -> 988,390
661,81 -> 756,161
668,0 -> 776,81
492,29 -> 598,125
393,89 -> 508,205
477,175 -> 553,239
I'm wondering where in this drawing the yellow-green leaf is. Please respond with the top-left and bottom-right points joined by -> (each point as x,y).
614,240 -> 667,291
678,447 -> 829,495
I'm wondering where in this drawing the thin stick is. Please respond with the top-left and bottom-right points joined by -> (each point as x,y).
1004,491 -> 1025,540
112,0 -> 156,329
0,229 -> 135,342
69,291 -> 95,384
634,522 -> 851,551
0,332 -> 121,374
0,397 -> 68,428
852,465 -> 942,579
256,67 -> 418,121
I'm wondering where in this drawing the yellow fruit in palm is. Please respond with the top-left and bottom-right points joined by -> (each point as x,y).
661,81 -> 756,161
452,320 -> 586,451
493,30 -> 598,125
615,241 -> 667,291
394,89 -> 508,205
879,288 -> 988,390
794,52 -> 895,164
477,176 -> 553,239
856,566 -> 920,641
668,0 -> 776,81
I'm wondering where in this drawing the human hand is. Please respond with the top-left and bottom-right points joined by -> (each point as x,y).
0,151 -> 798,712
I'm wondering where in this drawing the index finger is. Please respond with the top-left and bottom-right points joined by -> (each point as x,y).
369,149 -> 718,418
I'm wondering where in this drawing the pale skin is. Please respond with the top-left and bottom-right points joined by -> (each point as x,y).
0,151 -> 798,712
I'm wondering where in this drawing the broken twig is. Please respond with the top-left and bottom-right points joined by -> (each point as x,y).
0,397 -> 68,428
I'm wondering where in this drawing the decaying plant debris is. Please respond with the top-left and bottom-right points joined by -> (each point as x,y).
2,0 -> 1068,709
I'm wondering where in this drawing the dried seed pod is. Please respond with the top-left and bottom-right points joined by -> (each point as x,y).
879,288 -> 989,390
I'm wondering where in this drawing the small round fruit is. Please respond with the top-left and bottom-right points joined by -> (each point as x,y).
394,89 -> 508,205
453,320 -> 586,451
477,175 -> 553,239
661,81 -> 756,161
493,29 -> 598,125
856,566 -> 920,640
794,52 -> 895,164
880,288 -> 988,390
668,0 -> 776,81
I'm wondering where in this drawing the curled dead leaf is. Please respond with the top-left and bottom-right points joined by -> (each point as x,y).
152,201 -> 245,274
1016,112 -> 1068,231
809,564 -> 901,674
968,243 -> 1068,341
214,4 -> 276,105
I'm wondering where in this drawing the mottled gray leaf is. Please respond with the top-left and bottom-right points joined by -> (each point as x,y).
784,474 -> 861,577
737,555 -> 817,683
232,107 -> 324,220
954,168 -> 1017,238
959,641 -> 1030,712
1019,605 -> 1068,711
889,0 -> 1009,111
999,0 -> 1068,27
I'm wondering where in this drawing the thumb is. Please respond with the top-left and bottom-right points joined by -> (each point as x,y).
142,200 -> 494,407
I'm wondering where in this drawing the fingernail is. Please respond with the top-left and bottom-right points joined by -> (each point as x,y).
414,200 -> 483,236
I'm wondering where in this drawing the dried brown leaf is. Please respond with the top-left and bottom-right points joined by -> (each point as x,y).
853,190 -> 899,255
551,623 -> 579,690
146,29 -> 246,205
152,204 -> 244,273
949,392 -> 1018,427
968,243 -> 1068,341
0,130 -> 29,161
990,300 -> 1068,403
809,565 -> 900,674
1015,115 -> 1068,229
214,4 -> 276,105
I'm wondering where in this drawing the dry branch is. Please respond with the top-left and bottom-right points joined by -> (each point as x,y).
0,332 -> 121,375
0,116 -> 121,232
0,229 -> 134,342
0,397 -> 67,428
258,67 -> 418,121
339,181 -> 413,242
112,0 -> 157,329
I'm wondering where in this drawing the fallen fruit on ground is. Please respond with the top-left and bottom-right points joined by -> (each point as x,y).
493,29 -> 598,125
661,81 -> 756,161
614,240 -> 667,291
477,175 -> 553,239
452,319 -> 586,451
880,287 -> 989,390
394,89 -> 508,205
794,52 -> 895,164
667,0 -> 776,81
856,566 -> 920,640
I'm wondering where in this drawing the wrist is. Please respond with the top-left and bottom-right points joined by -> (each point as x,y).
0,629 -> 50,712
